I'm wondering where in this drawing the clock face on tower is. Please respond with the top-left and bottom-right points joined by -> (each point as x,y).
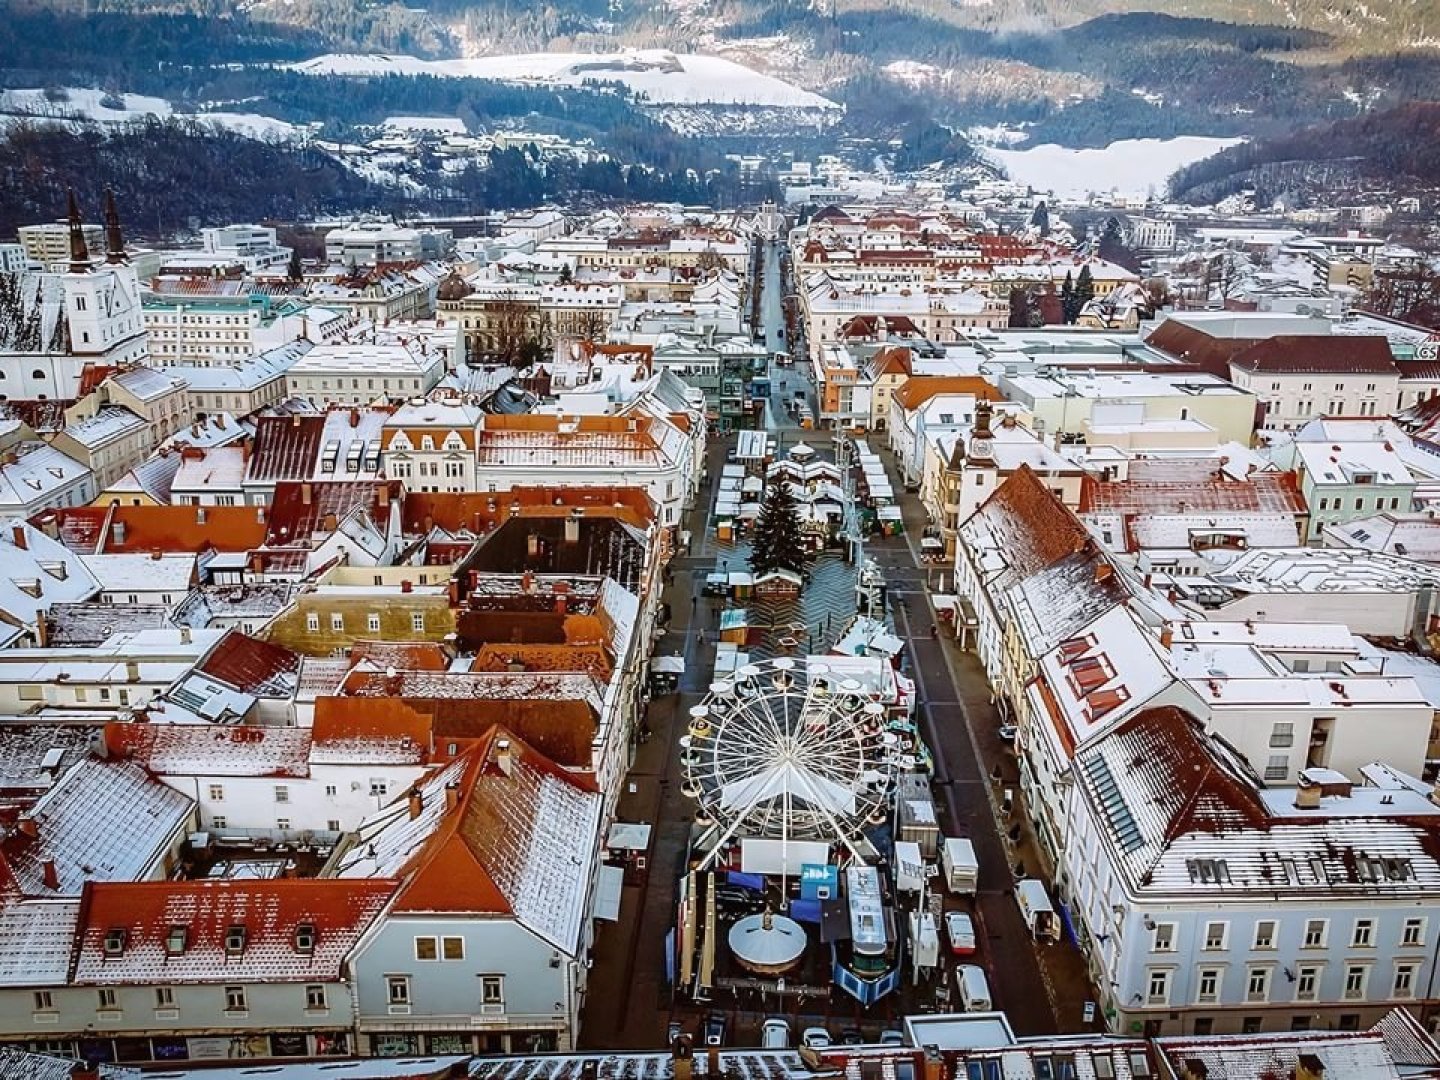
970,437 -> 994,460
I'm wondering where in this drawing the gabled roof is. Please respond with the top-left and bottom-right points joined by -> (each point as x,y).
1080,469 -> 1306,516
891,376 -> 1001,413
1231,334 -> 1398,375
32,505 -> 270,555
311,697 -> 434,765
104,722 -> 312,778
196,630 -> 301,696
959,465 -> 1092,588
73,877 -> 397,985
1144,319 -> 1259,379
265,479 -> 398,545
337,727 -> 601,951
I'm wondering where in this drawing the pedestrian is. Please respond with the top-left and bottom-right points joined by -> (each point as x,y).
696,630 -> 704,647
930,623 -> 938,639
691,596 -> 697,610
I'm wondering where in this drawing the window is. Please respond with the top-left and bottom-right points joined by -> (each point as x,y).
1295,965 -> 1320,1002
306,613 -> 320,632
1303,919 -> 1327,948
155,987 -> 174,1008
411,612 -> 425,632
1269,722 -> 1294,748
443,936 -> 464,960
1196,967 -> 1221,1004
367,612 -> 381,633
274,785 -> 290,804
207,783 -> 225,801
1265,755 -> 1288,781
1394,962 -> 1418,999
212,815 -> 227,829
276,817 -> 291,830
104,928 -> 126,955
225,926 -> 246,954
1353,919 -> 1375,947
1245,966 -> 1271,1003
369,778 -> 389,798
1402,917 -> 1426,947
415,937 -> 439,961
166,926 -> 187,955
1151,922 -> 1176,952
98,989 -> 117,1010
325,784 -> 338,797
224,986 -> 247,1012
33,991 -> 54,1011
330,613 -> 344,632
1343,965 -> 1369,1000
1203,922 -> 1228,951
1253,921 -> 1277,950
387,976 -> 410,1005
306,984 -> 328,1010
294,924 -> 316,954
1145,968 -> 1171,1006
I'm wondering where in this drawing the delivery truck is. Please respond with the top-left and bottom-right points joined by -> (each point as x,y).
940,836 -> 979,895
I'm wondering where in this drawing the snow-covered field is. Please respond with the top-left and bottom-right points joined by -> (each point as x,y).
0,87 -> 305,141
382,115 -> 468,134
290,49 -> 839,110
982,136 -> 1244,199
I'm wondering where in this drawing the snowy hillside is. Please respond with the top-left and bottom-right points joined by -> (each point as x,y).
290,49 -> 840,111
0,87 -> 307,141
982,136 -> 1245,199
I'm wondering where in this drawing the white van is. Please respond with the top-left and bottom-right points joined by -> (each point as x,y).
761,1018 -> 791,1048
956,964 -> 992,1012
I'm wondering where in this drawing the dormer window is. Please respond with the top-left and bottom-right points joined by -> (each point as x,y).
165,925 -> 188,955
224,925 -> 246,954
294,923 -> 316,954
103,928 -> 127,956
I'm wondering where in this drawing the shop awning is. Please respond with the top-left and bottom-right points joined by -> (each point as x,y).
594,864 -> 625,922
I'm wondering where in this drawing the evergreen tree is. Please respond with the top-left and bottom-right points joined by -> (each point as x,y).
1007,286 -> 1031,329
1060,271 -> 1077,324
1075,265 -> 1096,317
1097,217 -> 1139,272
1029,201 -> 1050,236
749,480 -> 808,579
557,263 -> 573,285
287,248 -> 303,282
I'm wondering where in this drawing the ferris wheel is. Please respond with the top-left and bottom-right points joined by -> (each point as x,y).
679,658 -> 902,865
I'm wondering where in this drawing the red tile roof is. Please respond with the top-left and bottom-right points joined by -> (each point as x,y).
1145,320 -> 1260,379
1080,470 -> 1307,515
265,479 -> 398,543
32,505 -> 270,555
968,464 -> 1093,578
73,878 -> 397,984
1230,335 -> 1398,375
389,727 -> 598,917
247,413 -> 326,483
403,486 -> 655,534
311,697 -> 434,765
891,376 -> 1002,412
350,640 -> 452,672
196,631 -> 302,696
105,722 -> 311,777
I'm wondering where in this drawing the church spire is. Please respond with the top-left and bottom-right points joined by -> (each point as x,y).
104,189 -> 127,265
66,189 -> 91,274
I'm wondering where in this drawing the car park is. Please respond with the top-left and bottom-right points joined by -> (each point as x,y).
944,910 -> 977,955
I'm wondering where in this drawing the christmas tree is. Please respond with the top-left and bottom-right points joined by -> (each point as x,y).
749,479 -> 808,579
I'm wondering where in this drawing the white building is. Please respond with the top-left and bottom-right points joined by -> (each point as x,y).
200,223 -> 293,273
286,342 -> 445,404
1066,705 -> 1440,1035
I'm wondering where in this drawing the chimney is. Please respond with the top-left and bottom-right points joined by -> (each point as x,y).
180,627 -> 191,645
444,780 -> 459,812
301,483 -> 313,506
1180,1062 -> 1208,1080
521,569 -> 535,593
378,484 -> 390,508
1094,562 -> 1113,583
10,524 -> 25,550
1296,1055 -> 1325,1080
1159,624 -> 1173,650
256,506 -> 266,524
707,1047 -> 720,1078
922,1046 -> 944,1080
495,738 -> 514,777
17,817 -> 39,840
125,660 -> 140,683
565,508 -> 582,545
41,858 -> 59,891
400,579 -> 413,594
111,520 -> 126,546
349,407 -> 360,428
196,506 -> 207,526
323,513 -> 338,532
1295,780 -> 1322,810
407,787 -> 424,820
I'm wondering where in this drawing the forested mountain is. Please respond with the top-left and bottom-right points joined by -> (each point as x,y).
1168,102 -> 1440,204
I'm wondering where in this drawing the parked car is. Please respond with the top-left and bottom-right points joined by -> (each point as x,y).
998,724 -> 1018,743
704,1013 -> 728,1046
880,1030 -> 905,1046
761,1018 -> 791,1049
945,910 -> 977,955
801,1027 -> 833,1050
667,1021 -> 686,1046
841,1028 -> 864,1046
